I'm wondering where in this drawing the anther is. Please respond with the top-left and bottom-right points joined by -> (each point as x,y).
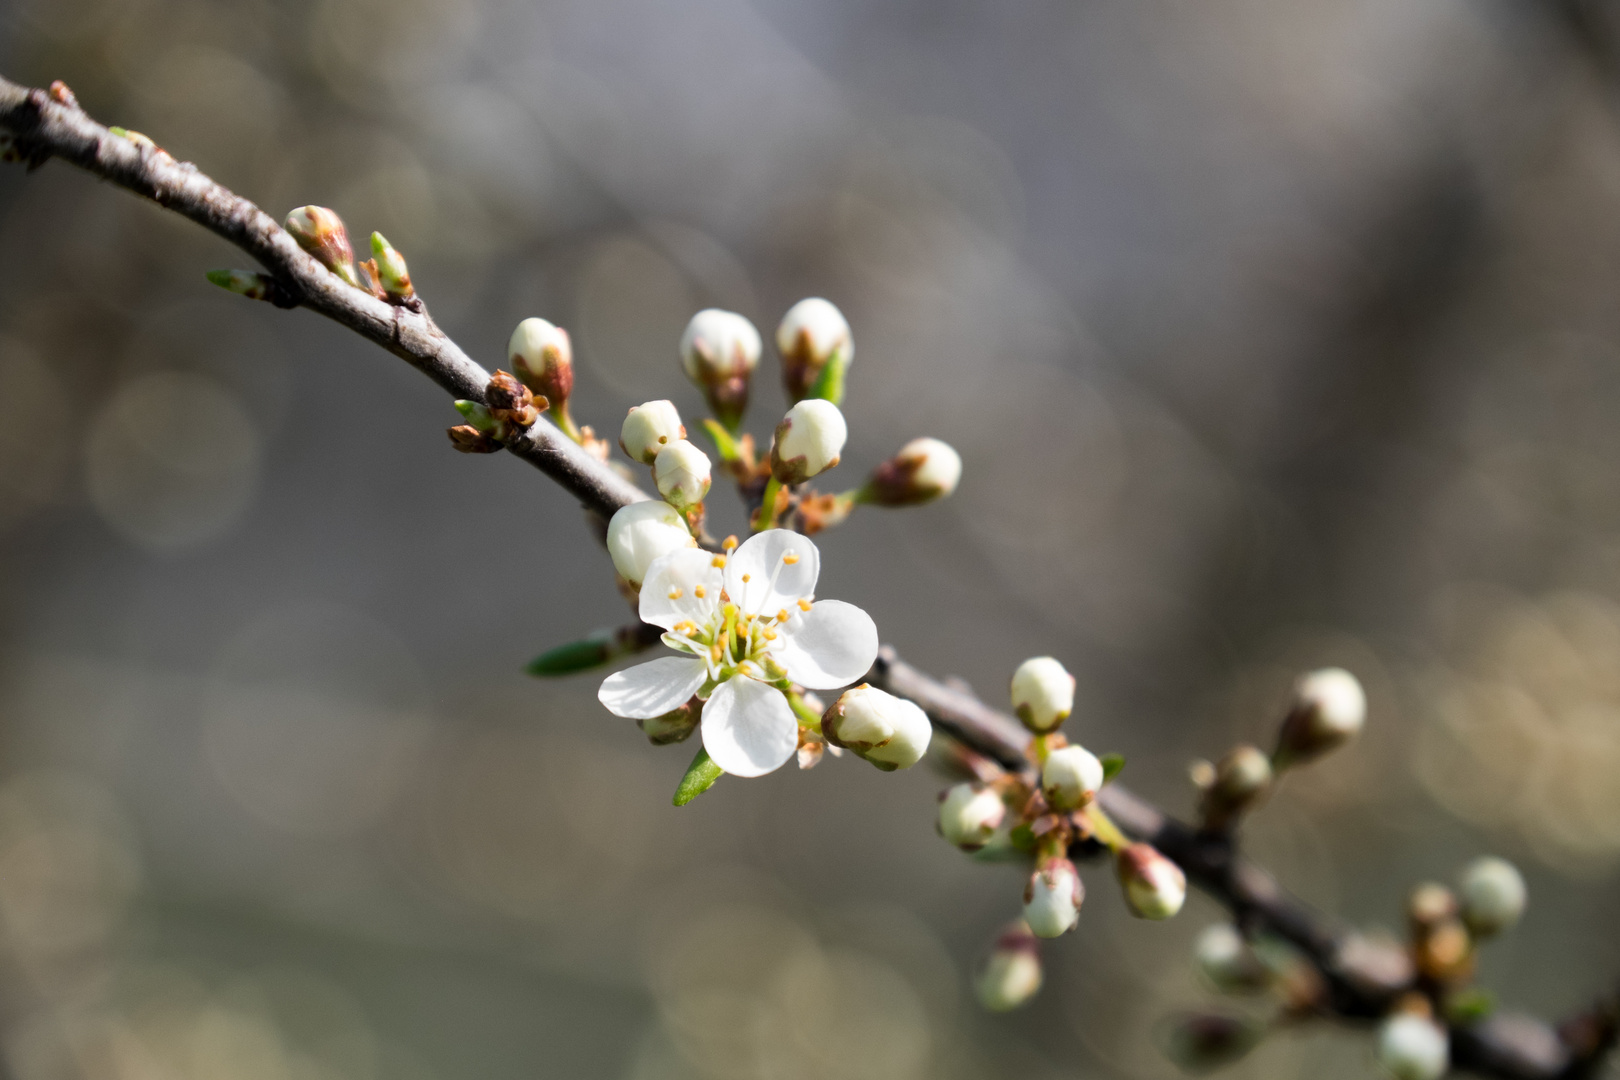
694,585 -> 706,598
777,609 -> 791,622
722,535 -> 739,551
783,552 -> 800,565
764,630 -> 777,641
742,574 -> 752,583
798,598 -> 813,612
668,587 -> 683,600
712,556 -> 726,568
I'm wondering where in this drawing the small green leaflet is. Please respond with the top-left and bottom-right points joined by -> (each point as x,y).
674,747 -> 723,806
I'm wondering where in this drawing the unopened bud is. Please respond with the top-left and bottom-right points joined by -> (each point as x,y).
938,783 -> 1006,850
638,697 -> 701,745
654,439 -> 713,509
1376,1014 -> 1449,1080
680,308 -> 760,431
369,232 -> 414,304
1116,843 -> 1187,920
206,268 -> 281,305
508,317 -> 575,410
284,206 -> 362,288
822,685 -> 932,771
486,370 -> 540,430
1200,745 -> 1273,829
1041,745 -> 1103,811
620,400 -> 686,465
770,399 -> 847,484
1408,882 -> 1459,927
1194,924 -> 1272,994
776,297 -> 853,405
1010,656 -> 1075,733
1457,856 -> 1526,938
447,425 -> 499,453
860,437 -> 962,507
1274,667 -> 1366,768
975,921 -> 1042,1012
1160,1012 -> 1265,1073
1023,856 -> 1083,938
605,501 -> 696,590
1409,883 -> 1472,984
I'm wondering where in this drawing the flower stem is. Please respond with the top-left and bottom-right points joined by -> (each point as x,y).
700,417 -> 743,463
1082,802 -> 1130,853
752,476 -> 784,532
551,402 -> 585,444
787,690 -> 823,729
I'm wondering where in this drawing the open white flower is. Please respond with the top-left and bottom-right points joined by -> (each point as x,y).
598,530 -> 879,777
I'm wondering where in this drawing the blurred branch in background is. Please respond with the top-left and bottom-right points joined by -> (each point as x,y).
2,71 -> 1618,1080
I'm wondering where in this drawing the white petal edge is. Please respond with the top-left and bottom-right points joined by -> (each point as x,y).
726,529 -> 819,615
599,656 -> 708,719
777,599 -> 879,690
639,548 -> 725,629
700,675 -> 799,777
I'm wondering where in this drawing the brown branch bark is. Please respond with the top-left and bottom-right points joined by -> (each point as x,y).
2,72 -> 1613,1080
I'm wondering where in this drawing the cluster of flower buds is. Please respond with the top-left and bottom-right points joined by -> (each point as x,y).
943,655 -> 1185,1012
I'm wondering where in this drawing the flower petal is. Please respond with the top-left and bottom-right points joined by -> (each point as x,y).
599,656 -> 708,719
725,529 -> 819,616
777,599 -> 879,690
639,548 -> 725,629
701,676 -> 799,777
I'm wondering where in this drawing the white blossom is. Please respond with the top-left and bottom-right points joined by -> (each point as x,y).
771,399 -> 847,483
605,501 -> 696,588
1041,745 -> 1103,810
1010,656 -> 1075,733
599,530 -> 879,777
680,309 -> 761,383
823,685 -> 932,771
1458,856 -> 1526,937
620,400 -> 686,465
653,439 -> 712,509
1023,856 -> 1083,938
1376,1014 -> 1449,1080
938,783 -> 1006,850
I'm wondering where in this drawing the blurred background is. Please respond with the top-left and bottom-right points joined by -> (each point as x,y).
2,0 -> 1620,1077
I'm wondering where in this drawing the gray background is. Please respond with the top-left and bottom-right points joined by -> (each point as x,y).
0,1 -> 1619,1077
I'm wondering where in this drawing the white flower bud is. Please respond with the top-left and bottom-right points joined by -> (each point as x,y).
1041,745 -> 1103,811
1275,667 -> 1366,768
1200,744 -> 1273,829
776,297 -> 853,403
1023,856 -> 1083,938
862,437 -> 962,506
1458,856 -> 1526,938
822,685 -> 932,771
620,400 -> 686,465
975,922 -> 1042,1012
1116,842 -> 1187,920
653,439 -> 712,510
1010,656 -> 1075,733
938,783 -> 1006,850
1376,1014 -> 1449,1080
605,501 -> 695,589
1194,924 -> 1272,994
508,317 -> 574,405
770,399 -> 847,484
680,308 -> 761,382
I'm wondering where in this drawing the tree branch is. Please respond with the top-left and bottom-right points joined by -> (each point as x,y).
2,72 -> 1613,1080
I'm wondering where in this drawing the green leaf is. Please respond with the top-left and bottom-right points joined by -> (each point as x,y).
1008,823 -> 1036,852
1101,753 -> 1127,782
674,747 -> 724,806
1445,988 -> 1497,1025
526,637 -> 610,677
699,418 -> 743,463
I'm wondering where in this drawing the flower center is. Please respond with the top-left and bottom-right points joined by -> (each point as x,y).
669,551 -> 808,687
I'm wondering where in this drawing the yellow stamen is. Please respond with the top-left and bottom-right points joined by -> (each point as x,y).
712,556 -> 726,568
783,552 -> 799,565
741,574 -> 751,583
694,585 -> 706,599
667,587 -> 682,600
764,630 -> 777,641
723,535 -> 739,551
777,609 -> 790,622
798,598 -> 812,612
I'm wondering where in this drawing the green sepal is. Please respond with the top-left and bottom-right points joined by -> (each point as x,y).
526,637 -> 611,676
674,747 -> 724,806
806,346 -> 849,406
1444,988 -> 1497,1025
1008,823 -> 1036,852
1101,753 -> 1126,783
